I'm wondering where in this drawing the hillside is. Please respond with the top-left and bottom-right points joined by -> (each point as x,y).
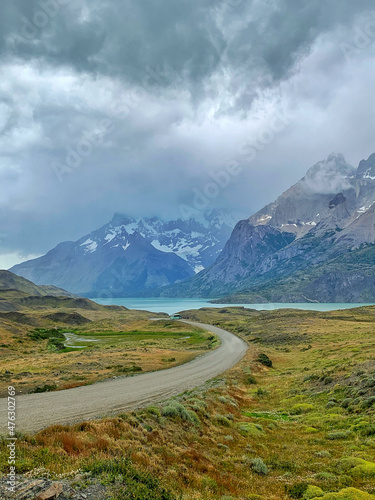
2,305 -> 375,499
0,270 -> 75,297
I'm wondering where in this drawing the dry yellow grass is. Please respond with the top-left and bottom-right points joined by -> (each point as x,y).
0,307 -> 214,395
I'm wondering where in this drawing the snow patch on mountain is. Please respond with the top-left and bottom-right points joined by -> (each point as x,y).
80,239 -> 98,253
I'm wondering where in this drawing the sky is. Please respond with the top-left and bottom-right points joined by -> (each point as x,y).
1,0 -> 375,268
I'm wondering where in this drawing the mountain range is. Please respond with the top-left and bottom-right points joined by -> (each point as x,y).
9,153 -> 375,303
164,153 -> 375,302
10,210 -> 234,297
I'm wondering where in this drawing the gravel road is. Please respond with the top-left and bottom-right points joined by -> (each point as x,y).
0,321 -> 248,433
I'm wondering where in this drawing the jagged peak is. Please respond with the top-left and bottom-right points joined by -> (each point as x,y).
301,153 -> 355,194
110,209 -> 234,230
357,152 -> 375,179
111,213 -> 135,227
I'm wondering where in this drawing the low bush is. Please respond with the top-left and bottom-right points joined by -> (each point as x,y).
257,353 -> 273,367
146,406 -> 160,417
291,403 -> 314,415
162,401 -> 200,425
251,457 -> 268,475
246,375 -> 257,385
303,485 -> 324,499
255,388 -> 269,397
117,365 -> 143,373
238,422 -> 264,437
285,482 -> 308,498
315,488 -> 375,499
360,397 -> 375,409
214,414 -> 232,427
33,384 -> 57,393
338,457 -> 375,478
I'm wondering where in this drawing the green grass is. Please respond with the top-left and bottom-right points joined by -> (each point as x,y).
242,410 -> 292,421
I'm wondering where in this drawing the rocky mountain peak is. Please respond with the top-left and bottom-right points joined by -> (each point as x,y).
247,154 -> 356,238
301,153 -> 355,195
10,210 -> 234,296
355,153 -> 375,211
357,153 -> 375,180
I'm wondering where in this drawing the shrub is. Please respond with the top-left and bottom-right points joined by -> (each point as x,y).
251,458 -> 268,475
117,365 -> 143,373
314,488 -> 375,499
341,398 -> 352,409
257,353 -> 272,367
187,398 -> 207,412
285,482 -> 308,498
291,403 -> 314,415
214,414 -> 231,427
47,338 -> 66,351
33,384 -> 57,393
146,406 -> 160,417
161,401 -> 200,425
218,395 -> 238,406
238,422 -> 264,437
246,375 -> 257,385
326,401 -> 336,409
303,485 -> 324,499
361,397 -> 375,409
338,457 -> 375,478
218,396 -> 229,403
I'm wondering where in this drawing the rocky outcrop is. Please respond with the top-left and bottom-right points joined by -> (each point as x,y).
0,474 -> 108,499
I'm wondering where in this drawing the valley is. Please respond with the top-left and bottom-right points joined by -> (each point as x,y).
1,303 -> 374,499
0,272 -> 218,397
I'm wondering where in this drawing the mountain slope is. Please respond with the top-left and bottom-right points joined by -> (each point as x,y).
10,210 -> 233,296
165,153 -> 375,302
0,270 -> 74,297
0,270 -> 77,311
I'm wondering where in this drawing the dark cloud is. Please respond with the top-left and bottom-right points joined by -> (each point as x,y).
1,0 -> 375,265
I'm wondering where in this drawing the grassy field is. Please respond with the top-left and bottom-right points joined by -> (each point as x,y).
0,304 -> 216,396
1,305 -> 375,499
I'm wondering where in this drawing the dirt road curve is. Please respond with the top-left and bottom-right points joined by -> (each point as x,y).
0,321 -> 248,433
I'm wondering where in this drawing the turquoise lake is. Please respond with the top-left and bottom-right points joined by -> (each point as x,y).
92,298 -> 374,316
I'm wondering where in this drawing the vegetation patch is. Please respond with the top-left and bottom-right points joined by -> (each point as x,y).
2,305 -> 375,498
161,400 -> 200,425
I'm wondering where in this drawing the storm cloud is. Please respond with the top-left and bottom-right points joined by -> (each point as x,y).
1,0 -> 375,265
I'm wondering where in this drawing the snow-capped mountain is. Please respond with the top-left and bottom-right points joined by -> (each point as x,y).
10,210 -> 234,296
165,153 -> 375,302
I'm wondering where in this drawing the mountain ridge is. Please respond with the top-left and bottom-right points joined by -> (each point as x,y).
10,210 -> 234,297
160,153 -> 375,302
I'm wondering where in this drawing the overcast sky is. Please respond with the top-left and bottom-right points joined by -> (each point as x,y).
1,0 -> 375,268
